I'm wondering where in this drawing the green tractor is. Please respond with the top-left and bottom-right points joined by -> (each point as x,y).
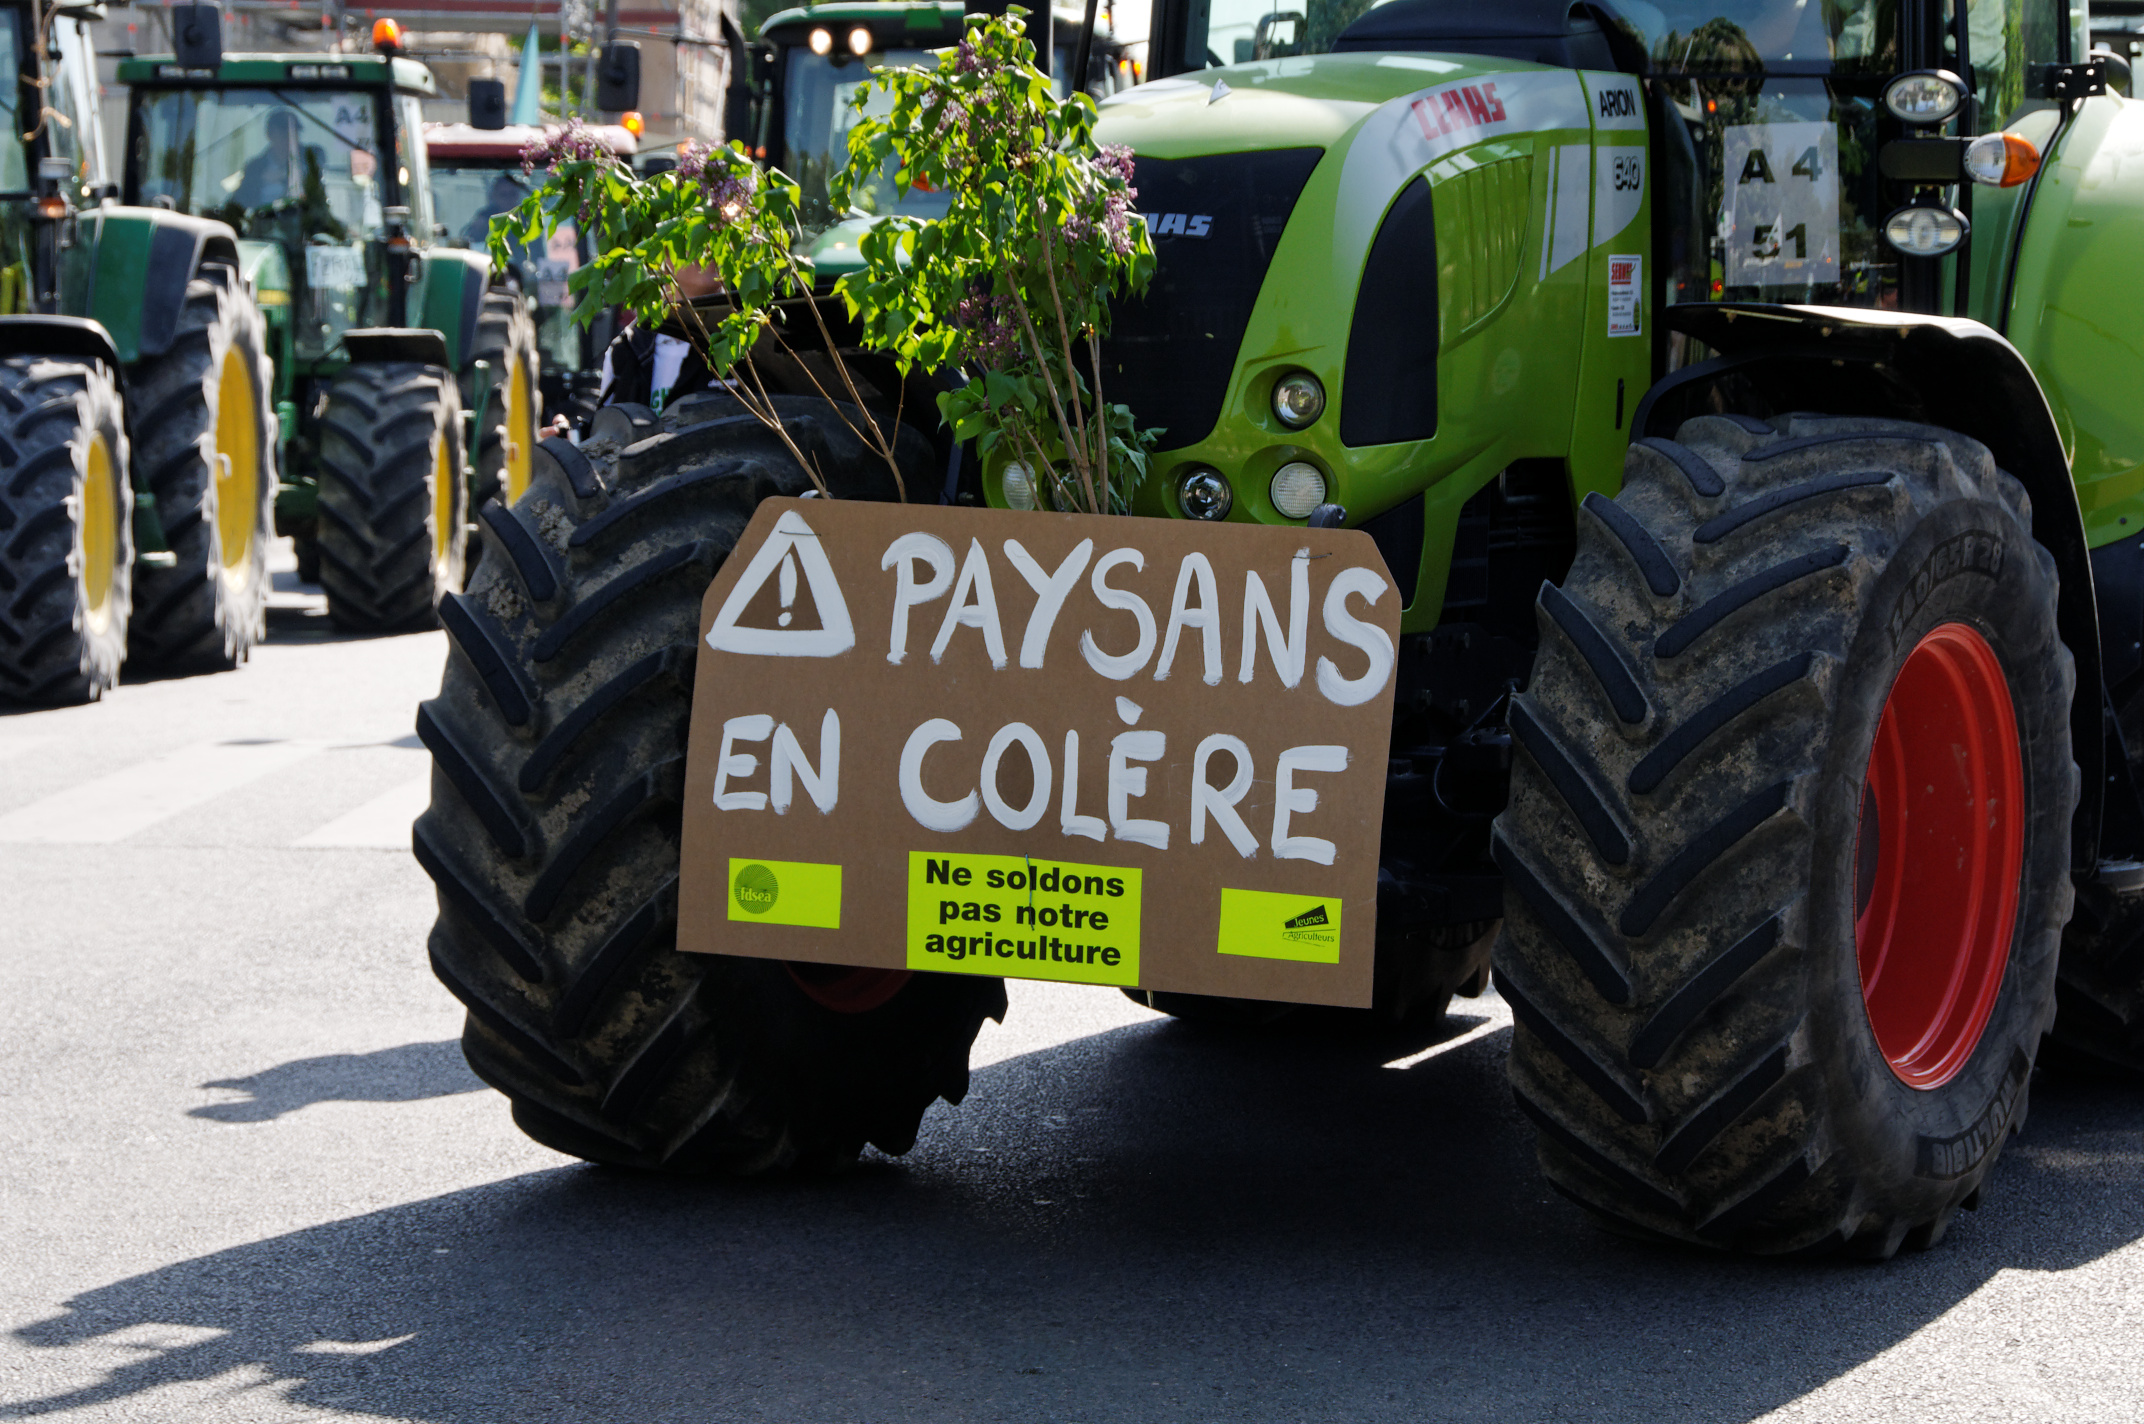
425,118 -> 640,445
418,0 -> 2144,1257
117,16 -> 541,631
0,0 -> 280,703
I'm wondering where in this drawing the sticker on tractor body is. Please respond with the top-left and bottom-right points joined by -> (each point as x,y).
1607,253 -> 1642,337
677,501 -> 1402,1008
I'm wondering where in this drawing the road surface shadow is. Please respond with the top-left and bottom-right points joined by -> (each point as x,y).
9,1013 -> 2144,1422
189,1041 -> 484,1124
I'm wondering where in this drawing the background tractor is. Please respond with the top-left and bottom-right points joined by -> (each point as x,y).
0,0 -> 279,704
735,1 -> 1134,275
426,118 -> 640,445
118,15 -> 541,632
417,0 -> 2144,1258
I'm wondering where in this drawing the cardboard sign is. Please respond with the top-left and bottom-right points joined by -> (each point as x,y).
677,500 -> 1402,1008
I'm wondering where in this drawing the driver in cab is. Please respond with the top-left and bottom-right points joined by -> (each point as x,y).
232,110 -> 325,209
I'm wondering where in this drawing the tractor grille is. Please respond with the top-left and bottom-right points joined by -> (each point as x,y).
1100,148 -> 1325,451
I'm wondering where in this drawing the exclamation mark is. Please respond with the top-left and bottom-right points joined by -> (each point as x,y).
777,550 -> 797,627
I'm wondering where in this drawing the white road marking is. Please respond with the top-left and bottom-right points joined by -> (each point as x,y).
0,739 -> 320,844
294,775 -> 431,849
0,734 -> 50,765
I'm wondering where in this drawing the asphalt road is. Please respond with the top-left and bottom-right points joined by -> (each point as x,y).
2,553 -> 2142,1423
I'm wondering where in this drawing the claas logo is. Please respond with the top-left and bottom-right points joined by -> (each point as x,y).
1148,213 -> 1212,238
1411,82 -> 1507,141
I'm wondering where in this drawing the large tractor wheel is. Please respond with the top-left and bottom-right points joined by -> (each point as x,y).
316,361 -> 466,632
416,392 -> 1002,1172
125,266 -> 276,668
1494,413 -> 2073,1257
468,290 -> 540,506
0,357 -> 132,703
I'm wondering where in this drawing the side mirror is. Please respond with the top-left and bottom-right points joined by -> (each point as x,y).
171,3 -> 221,69
598,43 -> 641,112
468,77 -> 507,129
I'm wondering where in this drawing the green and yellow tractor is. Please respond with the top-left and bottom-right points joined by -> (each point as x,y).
117,15 -> 541,632
0,0 -> 281,703
418,0 -> 2144,1257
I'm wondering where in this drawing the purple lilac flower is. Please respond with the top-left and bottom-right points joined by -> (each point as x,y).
703,163 -> 756,224
1094,144 -> 1135,185
520,117 -> 613,174
953,289 -> 1021,368
675,140 -> 712,181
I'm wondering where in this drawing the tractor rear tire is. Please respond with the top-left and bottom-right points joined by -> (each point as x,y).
317,361 -> 466,632
1494,413 -> 2073,1257
468,291 -> 540,506
417,392 -> 1002,1172
0,358 -> 132,703
124,265 -> 276,668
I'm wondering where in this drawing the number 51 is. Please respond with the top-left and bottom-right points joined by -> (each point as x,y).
1752,222 -> 1809,260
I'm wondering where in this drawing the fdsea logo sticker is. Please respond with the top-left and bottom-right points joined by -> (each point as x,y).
726,857 -> 843,928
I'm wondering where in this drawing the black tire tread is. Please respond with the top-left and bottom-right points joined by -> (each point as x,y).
317,361 -> 465,632
417,389 -> 1004,1173
124,272 -> 275,668
0,358 -> 131,703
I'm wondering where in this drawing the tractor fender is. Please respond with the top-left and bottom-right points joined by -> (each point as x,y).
342,328 -> 450,366
0,314 -> 121,371
80,207 -> 241,364
1634,300 -> 2103,873
415,247 -> 492,371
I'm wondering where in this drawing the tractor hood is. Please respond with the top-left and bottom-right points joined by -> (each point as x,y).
1088,51 -> 1630,497
1095,51 -> 1595,265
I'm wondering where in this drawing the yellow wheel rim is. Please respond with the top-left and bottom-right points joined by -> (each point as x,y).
212,347 -> 259,577
432,425 -> 455,574
503,353 -> 535,504
79,431 -> 117,630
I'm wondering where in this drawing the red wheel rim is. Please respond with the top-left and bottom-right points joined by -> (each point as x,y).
1854,622 -> 2024,1089
784,962 -> 912,1014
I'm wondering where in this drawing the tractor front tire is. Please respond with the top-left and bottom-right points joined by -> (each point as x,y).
317,361 -> 466,632
469,290 -> 540,506
0,357 -> 132,703
124,266 -> 275,668
1494,413 -> 2073,1257
417,392 -> 1002,1172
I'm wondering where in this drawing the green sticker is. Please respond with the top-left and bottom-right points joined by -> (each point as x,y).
1217,887 -> 1343,963
904,851 -> 1141,986
727,858 -> 842,928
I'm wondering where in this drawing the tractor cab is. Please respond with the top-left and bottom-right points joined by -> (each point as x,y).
744,1 -> 1136,267
117,46 -> 442,369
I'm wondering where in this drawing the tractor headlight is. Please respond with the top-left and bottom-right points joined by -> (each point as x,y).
847,26 -> 872,56
808,26 -> 833,54
1882,70 -> 1965,126
1883,204 -> 1969,257
1272,371 -> 1325,428
1269,462 -> 1327,520
1001,461 -> 1039,511
1177,467 -> 1233,520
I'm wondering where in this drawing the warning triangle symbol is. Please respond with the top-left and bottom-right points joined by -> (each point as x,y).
705,509 -> 856,658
